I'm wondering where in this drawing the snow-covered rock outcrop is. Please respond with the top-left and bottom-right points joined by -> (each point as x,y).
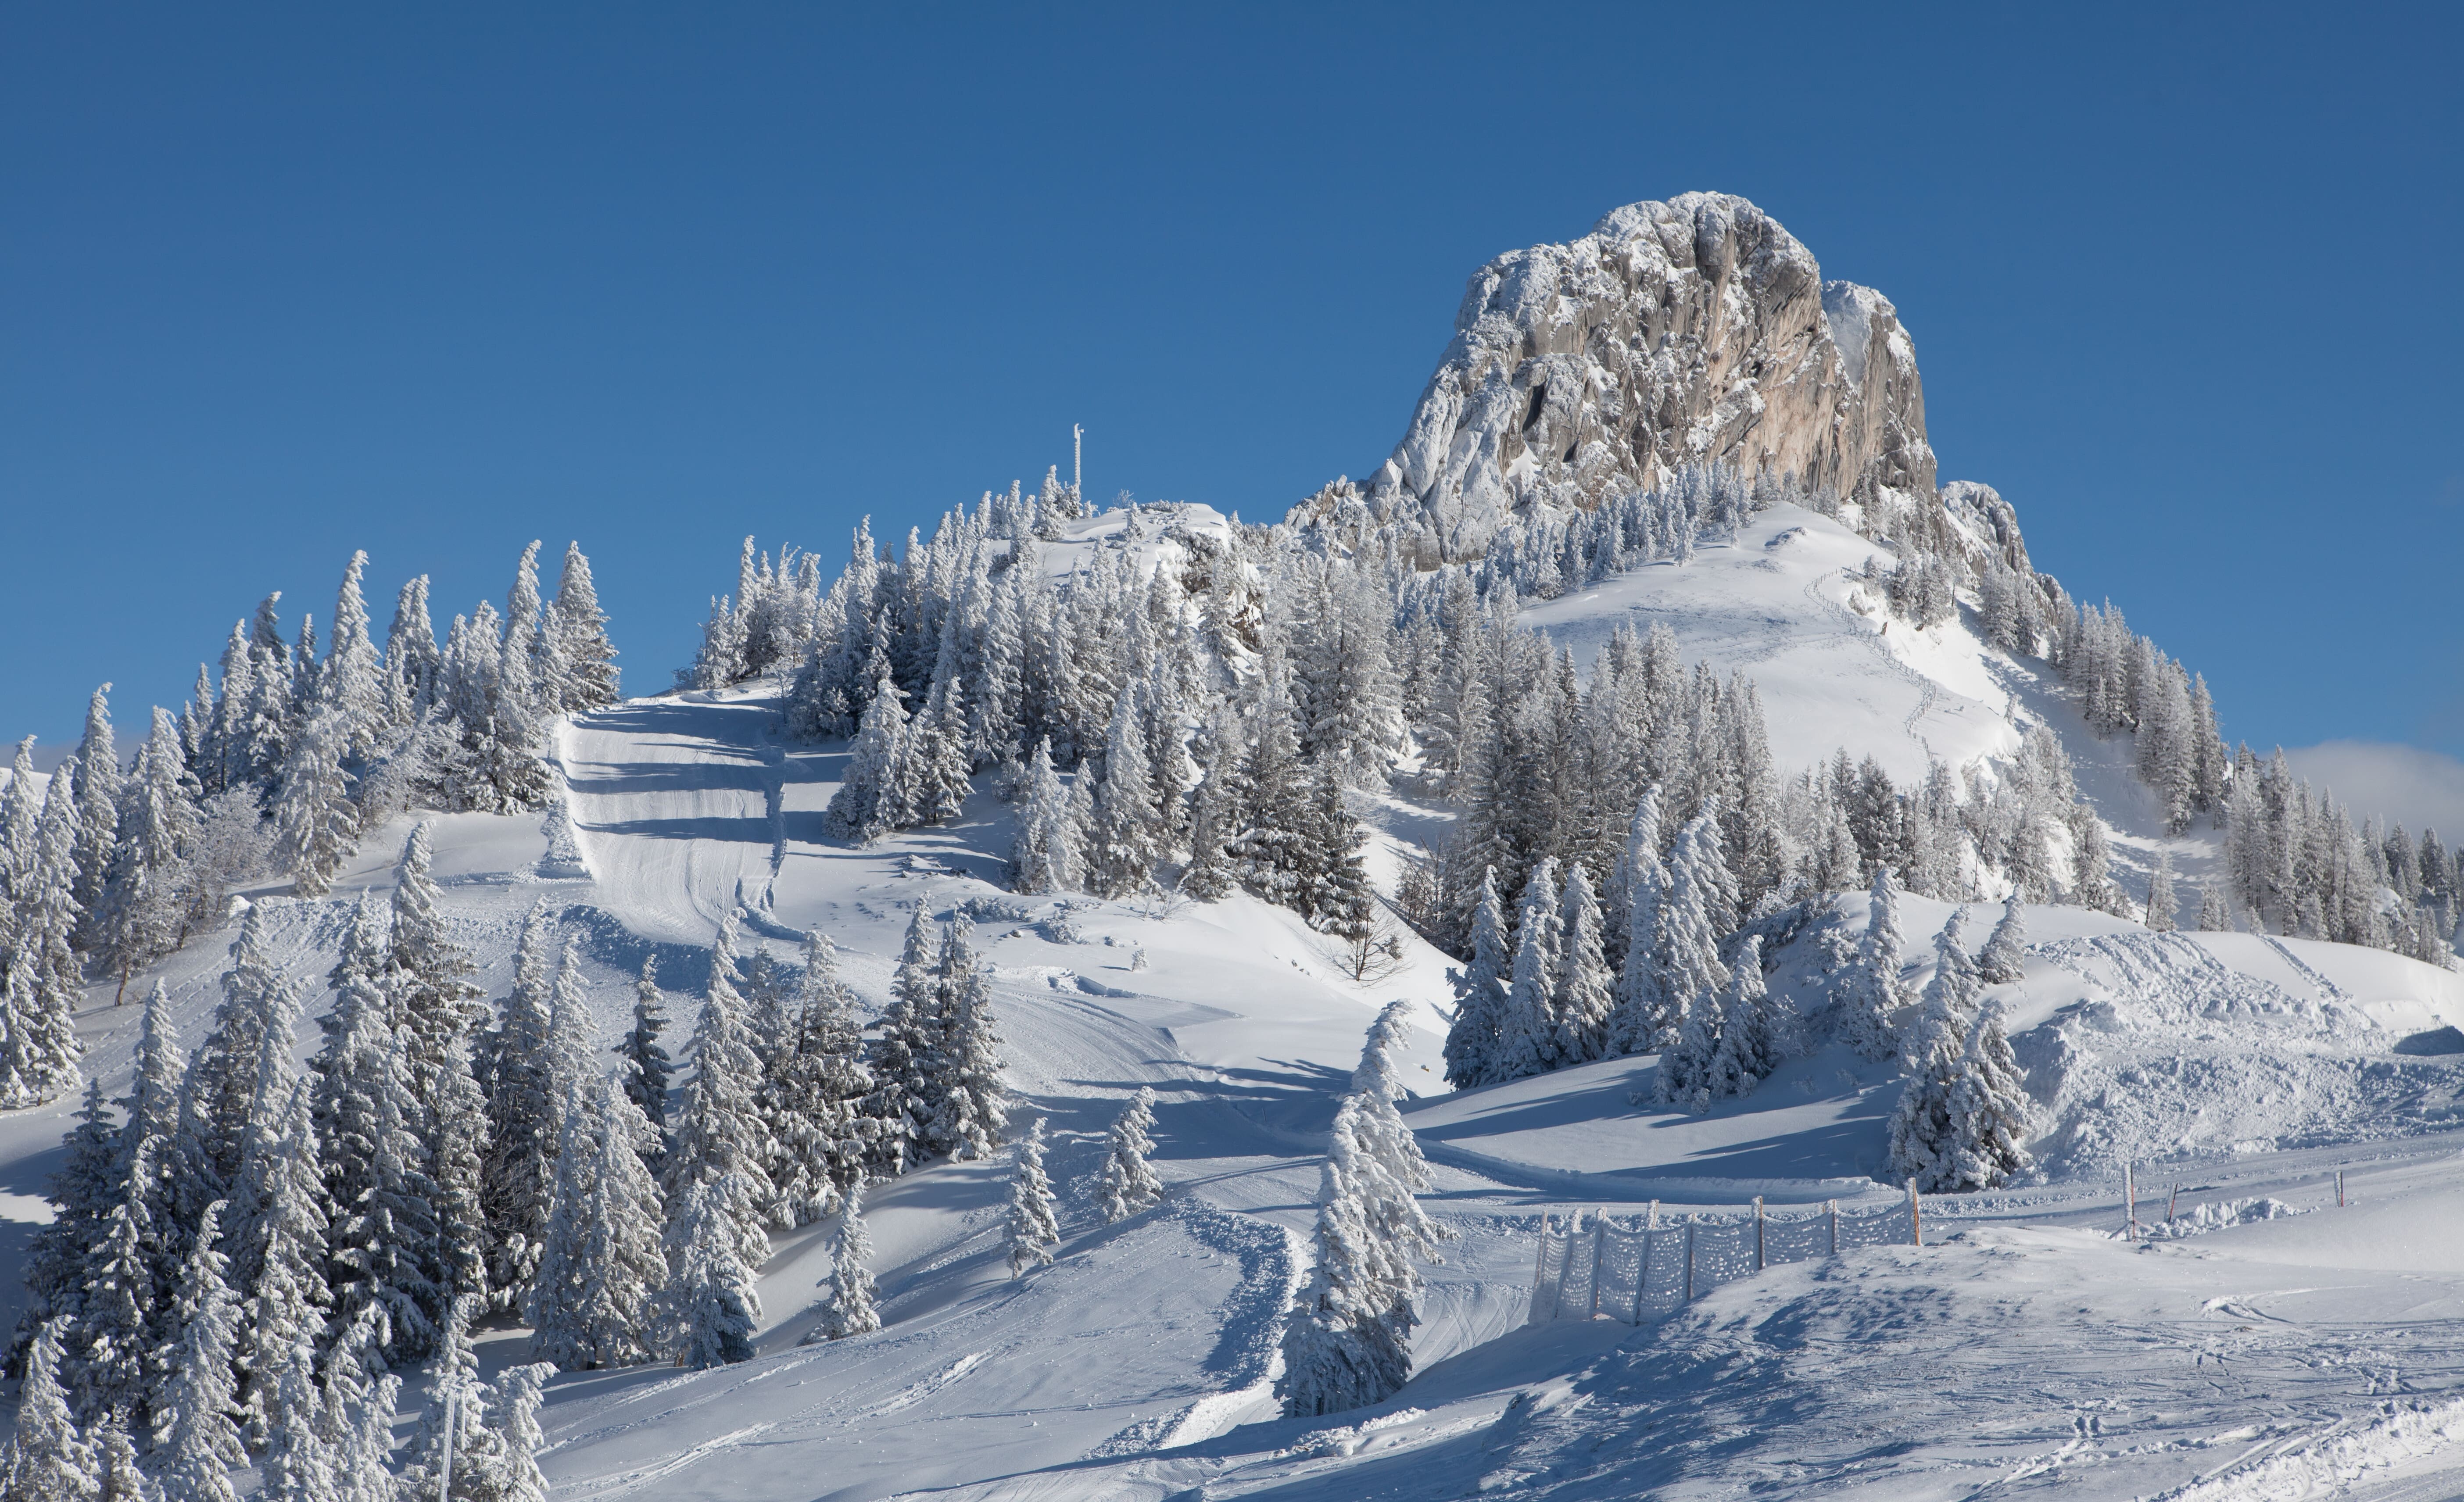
1368,192 -> 1936,557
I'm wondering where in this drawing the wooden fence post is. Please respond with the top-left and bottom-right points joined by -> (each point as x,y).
1588,1208 -> 1608,1319
1753,1196 -> 1766,1272
2337,1167 -> 2346,1208
1683,1219 -> 1696,1302
1827,1198 -> 1839,1257
2124,1162 -> 2137,1241
1907,1180 -> 1922,1248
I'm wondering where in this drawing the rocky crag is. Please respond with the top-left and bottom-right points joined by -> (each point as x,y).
1343,192 -> 1938,558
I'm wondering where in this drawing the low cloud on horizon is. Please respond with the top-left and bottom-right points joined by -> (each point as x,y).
2279,740 -> 2464,839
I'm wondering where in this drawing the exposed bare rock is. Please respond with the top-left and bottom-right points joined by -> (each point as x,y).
1365,192 -> 1936,557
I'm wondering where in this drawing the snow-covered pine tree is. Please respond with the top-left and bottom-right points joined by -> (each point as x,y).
1976,895 -> 2027,984
616,955 -> 673,1135
662,912 -> 777,1273
764,932 -> 871,1228
1094,1087 -> 1162,1223
824,671 -> 910,844
1703,935 -> 1784,1100
530,1074 -> 667,1370
1,768 -> 87,1109
2067,808 -> 2121,914
1228,672 -> 1312,910
229,1080 -> 329,1452
1551,865 -> 1615,1065
482,1363 -> 555,1502
1277,1089 -> 1442,1412
547,541 -> 621,711
1839,865 -> 1911,1060
1178,707 -> 1241,902
909,675 -> 974,826
1491,859 -> 1564,1083
1003,1118 -> 1060,1278
1607,787 -> 1672,1055
92,1420 -> 152,1502
662,1177 -> 760,1368
326,1034 -> 445,1363
862,909 -> 939,1175
1888,908 -> 1982,1191
382,821 -> 487,1094
68,687 -> 121,960
924,919 -> 1006,1162
151,1202 -> 245,1502
805,1179 -> 880,1342
483,905 -> 562,1302
1275,1002 -> 1450,1418
1650,815 -> 1734,1106
2196,884 -> 2231,932
254,1337 -> 329,1502
1942,1001 -> 2034,1191
1084,686 -> 1157,898
1009,737 -> 1079,895
69,1135 -> 160,1424
18,1080 -> 121,1365
1302,755 -> 1376,945
11,1321 -> 99,1501
97,709 -> 201,998
2145,851 -> 2177,932
1440,868 -> 1510,1088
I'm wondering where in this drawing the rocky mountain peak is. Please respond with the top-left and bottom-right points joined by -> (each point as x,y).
1363,191 -> 1937,557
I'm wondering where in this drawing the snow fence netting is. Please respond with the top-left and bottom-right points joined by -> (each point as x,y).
1528,1193 -> 1921,1325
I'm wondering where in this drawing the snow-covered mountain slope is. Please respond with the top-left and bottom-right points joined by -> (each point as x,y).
9,651 -> 2462,1499
1364,192 -> 1935,558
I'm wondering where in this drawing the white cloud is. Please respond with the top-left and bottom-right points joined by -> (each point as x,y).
2279,740 -> 2464,838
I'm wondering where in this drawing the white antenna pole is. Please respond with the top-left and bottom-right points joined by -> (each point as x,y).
438,1387 -> 457,1502
1073,424 -> 1083,498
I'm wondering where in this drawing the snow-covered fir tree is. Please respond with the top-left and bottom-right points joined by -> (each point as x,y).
1440,868 -> 1511,1088
923,919 -> 1007,1162
1650,814 -> 1735,1107
1976,895 -> 2027,984
546,541 -> 621,712
1606,787 -> 1670,1055
9,1321 -> 99,1501
2145,851 -> 2177,932
824,671 -> 910,844
1889,908 -> 1994,1191
1493,859 -> 1563,1082
663,1177 -> 760,1368
616,954 -> 673,1135
152,1202 -> 244,1502
662,912 -> 777,1273
1095,1087 -> 1163,1223
1009,738 -> 1079,895
805,1178 -> 880,1343
1551,864 -> 1615,1065
1839,865 -> 1910,1060
530,1074 -> 667,1371
763,931 -> 872,1228
481,904 -> 563,1302
1003,1118 -> 1060,1278
1276,1003 -> 1448,1418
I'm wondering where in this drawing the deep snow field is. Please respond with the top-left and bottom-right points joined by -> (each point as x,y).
11,504 -> 2464,1500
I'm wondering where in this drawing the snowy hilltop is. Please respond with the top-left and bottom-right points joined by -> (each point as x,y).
1,194 -> 2463,1501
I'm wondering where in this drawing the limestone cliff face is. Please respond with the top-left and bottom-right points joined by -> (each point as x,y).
1367,193 -> 1936,557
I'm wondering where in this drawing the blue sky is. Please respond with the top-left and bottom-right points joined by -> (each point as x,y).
5,4 -> 2460,782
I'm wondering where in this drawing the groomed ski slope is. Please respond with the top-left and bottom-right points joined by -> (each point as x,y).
7,501 -> 2464,1496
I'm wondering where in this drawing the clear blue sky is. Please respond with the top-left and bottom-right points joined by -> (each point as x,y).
5,3 -> 2459,766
